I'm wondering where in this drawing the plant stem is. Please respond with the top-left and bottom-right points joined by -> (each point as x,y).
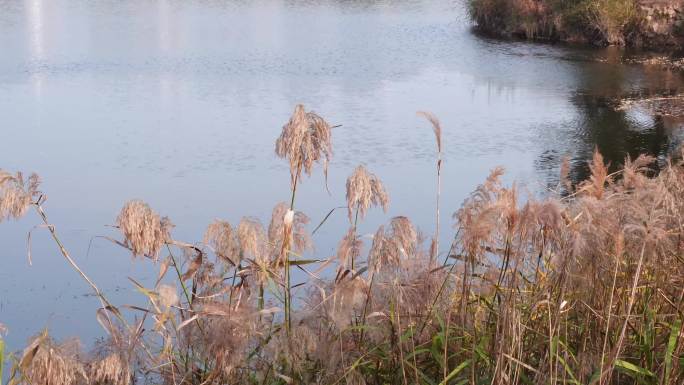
434,154 -> 441,263
351,205 -> 359,271
283,162 -> 302,334
34,203 -> 121,323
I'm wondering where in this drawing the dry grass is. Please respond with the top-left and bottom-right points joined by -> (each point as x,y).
4,107 -> 684,385
345,165 -> 389,224
275,104 -> 333,187
0,171 -> 39,222
203,220 -> 239,266
468,0 -> 643,46
116,200 -> 173,260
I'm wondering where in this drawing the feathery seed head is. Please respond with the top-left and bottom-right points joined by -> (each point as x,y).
367,216 -> 418,271
580,149 -> 610,199
238,217 -> 269,262
345,165 -> 389,223
328,277 -> 367,330
559,156 -> 573,192
193,302 -> 256,377
157,284 -> 179,309
204,220 -> 240,265
268,202 -> 312,255
0,170 -> 40,222
89,353 -> 131,385
20,332 -> 88,385
622,154 -> 655,190
275,104 -> 333,186
116,200 -> 172,260
388,216 -> 418,259
336,228 -> 363,271
417,111 -> 442,153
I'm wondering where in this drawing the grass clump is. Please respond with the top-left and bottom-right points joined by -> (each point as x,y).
2,106 -> 684,384
468,0 -> 644,46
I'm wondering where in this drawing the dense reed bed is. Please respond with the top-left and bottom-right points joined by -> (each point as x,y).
468,0 -> 665,47
2,105 -> 684,384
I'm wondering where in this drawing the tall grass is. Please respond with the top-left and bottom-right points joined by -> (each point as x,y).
2,107 -> 684,384
468,0 -> 642,46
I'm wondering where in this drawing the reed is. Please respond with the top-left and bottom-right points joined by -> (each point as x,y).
3,108 -> 684,385
417,111 -> 442,262
275,104 -> 333,333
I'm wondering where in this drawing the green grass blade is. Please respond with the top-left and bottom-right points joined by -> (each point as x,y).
614,359 -> 655,378
556,354 -> 581,385
665,319 -> 682,384
287,258 -> 323,265
438,359 -> 471,385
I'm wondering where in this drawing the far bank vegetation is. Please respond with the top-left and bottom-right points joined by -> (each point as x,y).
469,0 -> 683,47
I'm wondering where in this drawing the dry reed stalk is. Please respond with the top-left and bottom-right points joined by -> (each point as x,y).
275,104 -> 333,334
417,111 -> 443,262
599,232 -> 623,385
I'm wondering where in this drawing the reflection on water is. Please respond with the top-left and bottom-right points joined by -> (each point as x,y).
2,0 -> 684,353
534,47 -> 684,186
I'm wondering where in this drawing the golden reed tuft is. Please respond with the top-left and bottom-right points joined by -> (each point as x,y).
89,353 -> 131,385
237,217 -> 269,262
0,170 -> 40,222
204,220 -> 239,265
345,165 -> 389,223
275,104 -> 333,186
116,200 -> 172,259
268,202 -> 312,255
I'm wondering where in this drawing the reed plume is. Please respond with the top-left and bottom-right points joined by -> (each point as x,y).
345,165 -> 389,224
367,216 -> 418,271
237,217 -> 268,263
157,284 -> 179,310
268,202 -> 312,256
204,220 -> 239,265
191,302 -> 257,378
275,104 -> 333,187
89,353 -> 131,385
579,148 -> 611,199
116,200 -> 172,260
335,228 -> 363,273
0,170 -> 40,222
15,332 -> 87,385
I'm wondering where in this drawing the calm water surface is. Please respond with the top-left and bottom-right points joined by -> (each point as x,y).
2,0 -> 684,352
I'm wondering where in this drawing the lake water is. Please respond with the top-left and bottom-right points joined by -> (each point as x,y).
2,0 -> 684,354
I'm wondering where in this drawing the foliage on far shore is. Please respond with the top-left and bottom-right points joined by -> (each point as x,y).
468,0 -> 677,47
